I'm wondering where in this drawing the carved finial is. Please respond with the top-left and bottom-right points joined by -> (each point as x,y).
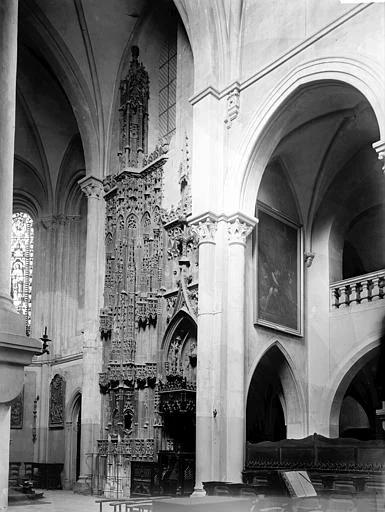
119,45 -> 149,168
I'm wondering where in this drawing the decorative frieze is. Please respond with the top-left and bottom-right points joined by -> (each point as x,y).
142,141 -> 169,169
135,293 -> 159,328
158,389 -> 196,416
98,438 -> 155,461
135,363 -> 157,389
49,374 -> 65,429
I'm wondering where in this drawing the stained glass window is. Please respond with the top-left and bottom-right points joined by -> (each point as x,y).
11,212 -> 34,336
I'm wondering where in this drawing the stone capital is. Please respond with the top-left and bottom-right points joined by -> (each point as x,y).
373,140 -> 385,173
227,213 -> 257,245
78,175 -> 104,199
189,212 -> 218,245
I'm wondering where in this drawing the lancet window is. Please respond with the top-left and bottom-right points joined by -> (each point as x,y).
11,212 -> 34,336
159,29 -> 177,140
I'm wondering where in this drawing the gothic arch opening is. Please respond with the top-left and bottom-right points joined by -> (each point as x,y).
246,345 -> 303,443
330,344 -> 385,440
158,312 -> 197,495
64,392 -> 82,489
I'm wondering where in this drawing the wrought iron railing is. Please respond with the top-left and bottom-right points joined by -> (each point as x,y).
330,269 -> 385,309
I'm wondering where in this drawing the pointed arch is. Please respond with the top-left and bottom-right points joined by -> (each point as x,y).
64,390 -> 82,489
19,1 -> 101,177
225,58 -> 385,217
16,88 -> 53,208
246,341 -> 306,440
161,309 -> 197,354
141,211 -> 152,235
13,156 -> 46,219
56,134 -> 86,215
326,338 -> 381,437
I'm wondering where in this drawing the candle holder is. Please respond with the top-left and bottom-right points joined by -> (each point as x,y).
39,326 -> 51,355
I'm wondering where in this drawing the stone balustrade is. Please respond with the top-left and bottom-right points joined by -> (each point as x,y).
330,269 -> 385,309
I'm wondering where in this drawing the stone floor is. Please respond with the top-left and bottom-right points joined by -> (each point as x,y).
8,490 -> 98,512
7,490 -> 385,512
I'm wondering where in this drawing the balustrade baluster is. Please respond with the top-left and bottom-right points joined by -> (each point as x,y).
349,283 -> 357,304
366,279 -> 374,301
379,277 -> 385,299
355,282 -> 363,304
371,277 -> 380,300
362,280 -> 371,302
345,285 -> 352,306
333,287 -> 340,308
339,286 -> 348,309
330,271 -> 385,309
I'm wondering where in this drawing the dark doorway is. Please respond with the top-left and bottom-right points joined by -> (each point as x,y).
339,354 -> 379,440
76,400 -> 82,480
246,346 -> 288,443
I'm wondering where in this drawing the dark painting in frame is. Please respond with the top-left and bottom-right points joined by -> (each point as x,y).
257,205 -> 303,336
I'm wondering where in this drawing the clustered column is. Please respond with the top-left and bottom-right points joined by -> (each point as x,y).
225,215 -> 255,482
75,175 -> 105,493
0,1 -> 41,510
190,214 -> 218,495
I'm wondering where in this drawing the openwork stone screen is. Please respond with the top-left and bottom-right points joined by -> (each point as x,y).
11,212 -> 34,336
159,29 -> 176,140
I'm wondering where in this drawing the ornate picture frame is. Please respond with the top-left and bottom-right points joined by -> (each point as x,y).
256,205 -> 303,336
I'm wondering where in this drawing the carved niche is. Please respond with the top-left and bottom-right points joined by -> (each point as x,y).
49,374 -> 65,429
10,388 -> 24,429
119,46 -> 149,169
159,316 -> 197,416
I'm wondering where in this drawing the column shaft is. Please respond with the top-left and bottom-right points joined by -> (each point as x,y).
0,2 -> 41,509
226,241 -> 246,482
75,177 -> 104,493
0,0 -> 18,306
195,240 -> 215,493
190,216 -> 218,495
225,216 -> 255,482
0,405 -> 11,512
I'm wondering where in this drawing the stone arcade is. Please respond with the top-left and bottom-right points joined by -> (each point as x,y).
0,0 -> 385,509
